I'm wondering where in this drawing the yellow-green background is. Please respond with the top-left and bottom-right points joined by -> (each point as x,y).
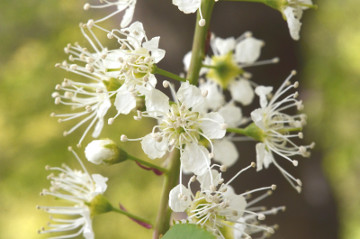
0,0 -> 359,238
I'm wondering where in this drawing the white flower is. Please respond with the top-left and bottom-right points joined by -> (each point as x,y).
251,71 -> 315,192
83,0 -> 137,27
282,0 -> 315,40
105,21 -> 166,123
126,81 -> 226,175
52,22 -> 165,146
184,33 -> 278,106
38,149 -> 108,239
169,165 -> 283,239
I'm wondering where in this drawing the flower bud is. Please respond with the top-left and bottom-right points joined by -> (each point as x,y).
85,139 -> 127,165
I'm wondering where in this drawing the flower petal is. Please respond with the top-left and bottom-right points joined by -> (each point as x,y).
235,36 -> 264,63
141,133 -> 168,159
200,112 -> 226,139
181,143 -> 210,175
169,184 -> 192,212
213,139 -> 238,167
229,79 -> 254,105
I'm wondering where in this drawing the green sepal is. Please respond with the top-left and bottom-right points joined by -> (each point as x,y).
88,194 -> 113,217
103,144 -> 128,165
103,77 -> 122,92
162,223 -> 216,239
243,122 -> 265,142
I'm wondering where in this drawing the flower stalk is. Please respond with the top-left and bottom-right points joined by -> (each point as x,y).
186,0 -> 215,85
153,149 -> 180,239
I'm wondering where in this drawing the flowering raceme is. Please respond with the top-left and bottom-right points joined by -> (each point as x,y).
40,0 -> 317,238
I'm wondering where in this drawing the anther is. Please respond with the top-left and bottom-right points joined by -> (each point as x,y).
70,64 -> 77,70
51,92 -> 60,98
298,132 -> 303,139
258,213 -> 266,220
55,63 -> 61,68
296,186 -> 302,193
55,84 -> 61,90
87,19 -> 95,28
292,160 -> 298,166
50,112 -> 55,117
190,175 -> 197,182
244,31 -> 252,38
210,185 -> 217,192
162,80 -> 170,88
120,134 -> 128,142
251,162 -> 256,168
208,152 -> 214,158
296,179 -> 302,186
271,184 -> 277,190
293,81 -> 299,88
83,3 -> 90,10
107,32 -> 114,39
55,97 -> 61,105
108,118 -> 115,125
220,165 -> 227,172
198,19 -> 206,27
77,143 -> 81,148
272,57 -> 280,63
291,70 -> 297,76
293,91 -> 299,98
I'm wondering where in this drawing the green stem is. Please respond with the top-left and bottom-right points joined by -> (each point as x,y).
227,127 -> 247,135
186,0 -> 215,85
153,149 -> 180,239
111,206 -> 153,227
152,65 -> 186,82
127,154 -> 168,174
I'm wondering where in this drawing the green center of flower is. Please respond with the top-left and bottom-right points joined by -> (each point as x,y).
206,52 -> 243,89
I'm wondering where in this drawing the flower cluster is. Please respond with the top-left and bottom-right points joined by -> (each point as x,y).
38,148 -> 108,239
40,0 -> 316,238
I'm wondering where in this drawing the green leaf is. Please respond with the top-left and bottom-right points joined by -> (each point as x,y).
162,224 -> 216,239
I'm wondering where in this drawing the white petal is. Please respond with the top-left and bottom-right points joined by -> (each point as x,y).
218,103 -> 242,127
141,133 -> 168,159
183,51 -> 192,71
229,79 -> 254,105
255,143 -> 273,171
172,0 -> 201,14
250,108 -> 266,130
224,187 -> 247,220
284,7 -> 302,41
114,86 -> 137,115
200,112 -> 226,139
169,184 -> 192,212
176,81 -> 204,109
213,139 -> 238,167
181,143 -> 210,175
235,37 -> 264,63
143,37 -> 165,63
200,80 -> 225,111
197,169 -> 222,191
214,37 -> 236,56
120,4 -> 135,28
92,119 -> 104,138
145,88 -> 170,115
255,85 -> 273,108
92,174 -> 108,195
82,209 -> 95,239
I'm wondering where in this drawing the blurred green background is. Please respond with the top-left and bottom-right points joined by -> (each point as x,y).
0,0 -> 359,238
